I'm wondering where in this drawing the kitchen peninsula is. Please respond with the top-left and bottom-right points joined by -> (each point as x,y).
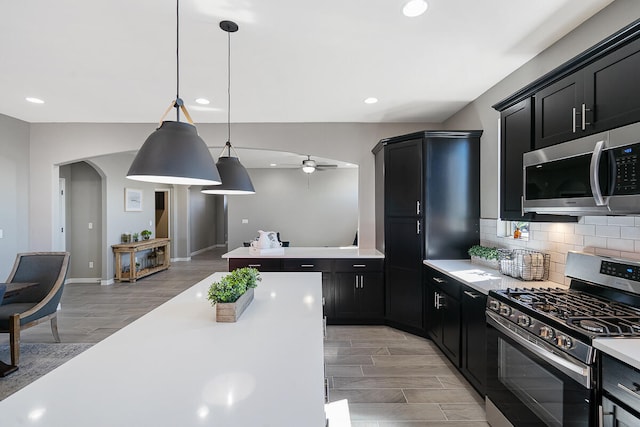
223,247 -> 385,324
0,272 -> 327,426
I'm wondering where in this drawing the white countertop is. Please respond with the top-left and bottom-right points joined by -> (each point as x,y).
0,272 -> 327,427
423,259 -> 566,295
594,338 -> 640,370
223,246 -> 384,259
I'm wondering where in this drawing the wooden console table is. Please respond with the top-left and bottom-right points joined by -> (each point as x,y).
112,238 -> 170,282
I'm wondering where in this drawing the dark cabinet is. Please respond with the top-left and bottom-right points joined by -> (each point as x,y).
460,286 -> 487,395
228,258 -> 282,272
374,130 -> 481,336
534,36 -> 640,148
334,259 -> 384,321
500,99 -> 533,221
424,266 -> 461,366
384,139 -> 423,217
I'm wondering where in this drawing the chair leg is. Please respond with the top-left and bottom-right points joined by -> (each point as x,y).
9,315 -> 20,366
51,316 -> 61,343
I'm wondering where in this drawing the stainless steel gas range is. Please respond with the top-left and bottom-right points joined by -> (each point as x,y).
485,251 -> 640,427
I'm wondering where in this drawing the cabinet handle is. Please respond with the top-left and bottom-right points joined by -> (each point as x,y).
355,276 -> 358,289
417,220 -> 421,235
435,292 -> 444,309
416,200 -> 421,215
352,264 -> 366,268
248,264 -> 261,267
301,264 -> 314,268
617,382 -> 640,401
432,277 -> 445,284
322,296 -> 325,306
582,104 -> 591,130
360,275 -> 364,289
521,195 -> 525,217
572,107 -> 577,133
464,290 -> 481,299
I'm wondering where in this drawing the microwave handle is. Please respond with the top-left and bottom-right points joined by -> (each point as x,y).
590,140 -> 609,206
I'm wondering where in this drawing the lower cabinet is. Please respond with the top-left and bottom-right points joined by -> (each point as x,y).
334,259 -> 384,322
425,267 -> 461,366
424,265 -> 487,396
461,286 -> 487,395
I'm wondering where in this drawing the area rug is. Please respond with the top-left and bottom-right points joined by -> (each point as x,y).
0,342 -> 93,401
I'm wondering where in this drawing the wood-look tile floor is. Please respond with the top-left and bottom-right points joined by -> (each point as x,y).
0,248 -> 488,425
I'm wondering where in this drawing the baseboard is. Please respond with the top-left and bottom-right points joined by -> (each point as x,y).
101,279 -> 115,286
171,257 -> 191,262
190,245 -> 218,256
65,278 -> 101,284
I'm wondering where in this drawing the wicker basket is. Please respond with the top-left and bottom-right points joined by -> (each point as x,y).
498,249 -> 550,281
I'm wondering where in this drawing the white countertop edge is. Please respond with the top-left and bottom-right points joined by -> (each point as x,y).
594,338 -> 640,370
223,247 -> 384,259
423,259 -> 566,295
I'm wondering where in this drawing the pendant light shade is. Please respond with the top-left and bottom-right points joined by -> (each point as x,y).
128,121 -> 221,185
201,20 -> 255,195
201,146 -> 255,194
127,0 -> 220,186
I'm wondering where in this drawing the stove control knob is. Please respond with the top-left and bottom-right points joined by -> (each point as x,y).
489,300 -> 500,311
499,305 -> 512,317
555,335 -> 573,350
517,315 -> 531,327
539,326 -> 555,340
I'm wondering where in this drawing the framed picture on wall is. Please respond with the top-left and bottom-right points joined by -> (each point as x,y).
125,188 -> 143,212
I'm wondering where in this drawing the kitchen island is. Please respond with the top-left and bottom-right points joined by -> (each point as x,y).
0,272 -> 327,426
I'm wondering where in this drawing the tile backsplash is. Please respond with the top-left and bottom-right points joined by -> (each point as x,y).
480,216 -> 640,285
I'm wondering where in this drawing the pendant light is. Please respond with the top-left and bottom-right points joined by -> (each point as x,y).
201,21 -> 255,195
127,0 -> 221,186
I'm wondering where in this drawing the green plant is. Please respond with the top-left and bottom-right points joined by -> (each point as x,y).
468,245 -> 499,260
132,232 -> 139,242
140,229 -> 152,239
207,267 -> 261,305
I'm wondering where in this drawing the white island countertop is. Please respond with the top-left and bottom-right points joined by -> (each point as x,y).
223,246 -> 384,259
424,259 -> 566,295
0,272 -> 327,427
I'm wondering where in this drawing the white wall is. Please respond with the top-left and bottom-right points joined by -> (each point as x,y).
0,113 -> 30,280
228,168 -> 359,249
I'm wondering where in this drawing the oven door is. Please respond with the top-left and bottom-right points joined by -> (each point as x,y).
486,311 -> 595,427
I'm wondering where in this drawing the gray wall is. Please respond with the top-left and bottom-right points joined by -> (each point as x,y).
0,113 -> 30,280
59,162 -> 103,280
189,188 -> 222,253
228,168 -> 359,250
443,0 -> 640,219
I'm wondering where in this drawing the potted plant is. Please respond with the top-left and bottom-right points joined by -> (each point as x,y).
207,268 -> 261,322
132,232 -> 139,242
468,245 -> 500,269
141,230 -> 152,240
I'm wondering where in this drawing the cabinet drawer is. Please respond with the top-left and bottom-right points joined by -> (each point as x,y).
334,258 -> 383,272
282,258 -> 333,272
228,258 -> 282,272
425,267 -> 461,299
602,354 -> 640,412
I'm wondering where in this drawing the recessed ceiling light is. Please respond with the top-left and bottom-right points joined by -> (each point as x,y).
364,97 -> 378,104
403,0 -> 428,17
270,163 -> 277,167
26,97 -> 45,104
195,98 -> 210,105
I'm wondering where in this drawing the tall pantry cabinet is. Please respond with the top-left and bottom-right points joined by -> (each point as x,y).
373,130 -> 481,335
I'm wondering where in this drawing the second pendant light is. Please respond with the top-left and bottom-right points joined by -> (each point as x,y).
202,20 -> 255,195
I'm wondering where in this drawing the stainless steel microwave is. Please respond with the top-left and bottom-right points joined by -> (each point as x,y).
523,122 -> 640,216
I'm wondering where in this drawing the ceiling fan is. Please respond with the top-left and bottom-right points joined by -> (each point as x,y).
301,155 -> 337,174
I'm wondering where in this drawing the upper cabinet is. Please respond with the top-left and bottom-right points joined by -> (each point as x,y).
384,138 -> 423,217
535,37 -> 640,149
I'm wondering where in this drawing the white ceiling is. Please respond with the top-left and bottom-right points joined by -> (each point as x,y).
1,0 -> 613,124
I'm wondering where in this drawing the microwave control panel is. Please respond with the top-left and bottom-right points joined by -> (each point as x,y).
612,142 -> 640,194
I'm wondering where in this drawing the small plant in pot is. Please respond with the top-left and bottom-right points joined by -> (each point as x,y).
207,268 -> 261,322
141,230 -> 152,240
132,232 -> 139,242
468,245 -> 500,269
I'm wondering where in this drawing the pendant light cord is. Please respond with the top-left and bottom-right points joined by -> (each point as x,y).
175,0 -> 181,122
227,27 -> 231,156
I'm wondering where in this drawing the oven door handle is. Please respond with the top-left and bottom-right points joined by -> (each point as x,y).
487,311 -> 592,388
